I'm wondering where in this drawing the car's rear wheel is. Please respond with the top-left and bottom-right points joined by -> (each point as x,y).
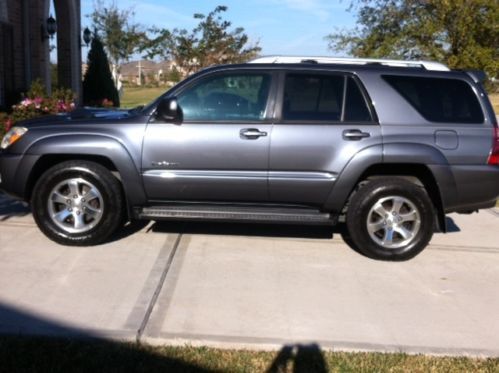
32,160 -> 124,246
345,178 -> 434,261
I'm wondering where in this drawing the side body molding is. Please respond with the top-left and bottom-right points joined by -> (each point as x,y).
22,135 -> 147,207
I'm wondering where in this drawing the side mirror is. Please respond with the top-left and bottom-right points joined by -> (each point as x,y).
156,97 -> 182,123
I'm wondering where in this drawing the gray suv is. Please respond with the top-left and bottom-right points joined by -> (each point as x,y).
1,56 -> 498,260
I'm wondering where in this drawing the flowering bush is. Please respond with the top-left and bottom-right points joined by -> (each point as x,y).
0,80 -> 76,137
0,112 -> 11,137
101,98 -> 115,108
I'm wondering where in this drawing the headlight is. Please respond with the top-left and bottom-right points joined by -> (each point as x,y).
1,127 -> 28,150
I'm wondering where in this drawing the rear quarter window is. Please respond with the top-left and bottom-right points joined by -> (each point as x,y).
383,75 -> 484,123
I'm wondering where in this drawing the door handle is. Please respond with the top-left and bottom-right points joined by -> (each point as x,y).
343,129 -> 371,140
240,128 -> 268,139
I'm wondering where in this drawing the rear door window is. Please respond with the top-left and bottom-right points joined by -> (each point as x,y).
282,73 -> 374,122
344,77 -> 372,122
383,75 -> 484,123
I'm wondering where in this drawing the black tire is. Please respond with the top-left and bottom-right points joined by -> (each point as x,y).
345,178 -> 434,261
338,224 -> 364,255
31,160 -> 124,246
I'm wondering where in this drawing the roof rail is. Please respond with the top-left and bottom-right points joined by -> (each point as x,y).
249,56 -> 450,72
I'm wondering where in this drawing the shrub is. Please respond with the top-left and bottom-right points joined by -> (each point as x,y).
83,36 -> 120,107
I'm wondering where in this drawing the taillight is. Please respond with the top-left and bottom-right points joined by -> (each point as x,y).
488,128 -> 499,165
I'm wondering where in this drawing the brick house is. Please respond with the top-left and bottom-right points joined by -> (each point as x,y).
0,0 -> 82,110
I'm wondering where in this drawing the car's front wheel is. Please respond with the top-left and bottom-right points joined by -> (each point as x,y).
32,160 -> 124,246
345,178 -> 434,261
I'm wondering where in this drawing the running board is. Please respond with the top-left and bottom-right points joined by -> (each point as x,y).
137,205 -> 336,225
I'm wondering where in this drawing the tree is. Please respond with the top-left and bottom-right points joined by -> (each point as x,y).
326,0 -> 498,79
166,66 -> 182,84
143,6 -> 261,75
89,0 -> 145,70
83,36 -> 120,107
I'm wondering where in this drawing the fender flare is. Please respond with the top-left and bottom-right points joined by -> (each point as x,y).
324,143 -> 457,232
20,134 -> 147,208
323,144 -> 383,212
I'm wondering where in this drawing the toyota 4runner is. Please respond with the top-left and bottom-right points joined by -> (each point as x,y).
1,56 -> 498,260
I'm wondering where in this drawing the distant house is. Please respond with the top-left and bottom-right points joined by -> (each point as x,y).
120,60 -> 183,85
0,0 -> 82,109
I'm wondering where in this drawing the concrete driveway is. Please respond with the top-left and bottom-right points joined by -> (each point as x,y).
0,192 -> 498,357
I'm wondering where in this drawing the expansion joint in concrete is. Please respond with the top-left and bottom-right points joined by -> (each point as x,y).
135,234 -> 182,343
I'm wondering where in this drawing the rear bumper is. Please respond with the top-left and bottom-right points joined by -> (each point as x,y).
448,165 -> 499,213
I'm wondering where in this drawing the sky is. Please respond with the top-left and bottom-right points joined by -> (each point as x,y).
79,0 -> 357,57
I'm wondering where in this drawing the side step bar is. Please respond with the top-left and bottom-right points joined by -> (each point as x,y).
137,205 -> 336,225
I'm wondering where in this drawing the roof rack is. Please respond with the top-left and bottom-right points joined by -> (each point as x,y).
249,56 -> 450,72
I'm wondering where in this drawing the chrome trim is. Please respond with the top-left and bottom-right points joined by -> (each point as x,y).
143,170 -> 337,181
250,56 -> 450,71
269,171 -> 337,181
143,170 -> 267,180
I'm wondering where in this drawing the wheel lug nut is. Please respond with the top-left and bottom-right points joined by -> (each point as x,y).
73,195 -> 78,199
81,198 -> 86,202
68,208 -> 72,212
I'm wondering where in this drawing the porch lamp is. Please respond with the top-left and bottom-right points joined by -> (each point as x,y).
83,27 -> 92,47
42,15 -> 57,41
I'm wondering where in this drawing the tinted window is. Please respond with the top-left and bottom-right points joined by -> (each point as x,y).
344,77 -> 372,122
383,75 -> 484,123
283,74 -> 344,121
178,73 -> 271,121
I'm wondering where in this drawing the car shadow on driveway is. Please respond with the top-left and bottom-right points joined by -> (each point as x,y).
0,193 -> 30,221
148,217 -> 462,240
445,217 -> 461,233
106,220 -> 151,243
147,218 -> 462,259
149,220 -> 337,240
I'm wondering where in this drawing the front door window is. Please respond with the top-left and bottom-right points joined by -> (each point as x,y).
178,73 -> 271,122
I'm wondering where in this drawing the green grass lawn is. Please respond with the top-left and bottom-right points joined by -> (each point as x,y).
120,86 -> 167,109
0,336 -> 498,373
